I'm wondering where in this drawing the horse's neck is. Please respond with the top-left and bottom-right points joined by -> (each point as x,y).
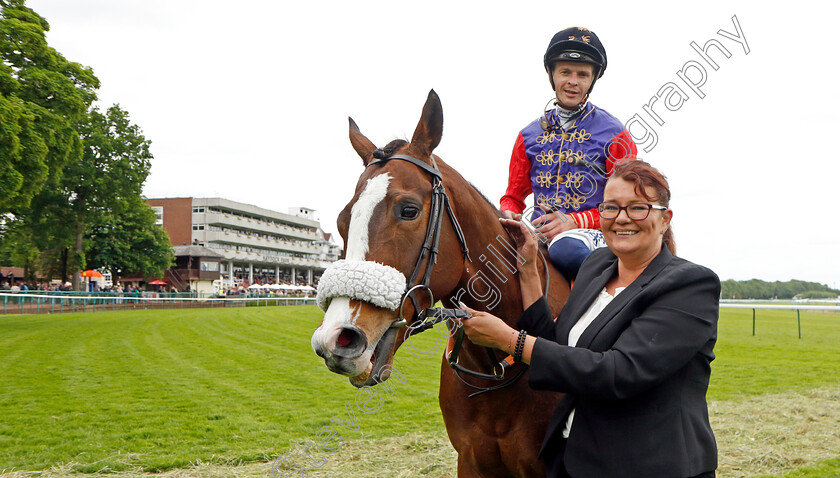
436,160 -> 569,325
441,173 -> 557,325
461,226 -> 529,325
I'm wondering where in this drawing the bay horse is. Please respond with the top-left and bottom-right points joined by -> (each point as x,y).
311,90 -> 570,477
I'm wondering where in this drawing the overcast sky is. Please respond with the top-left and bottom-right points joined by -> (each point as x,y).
26,0 -> 840,287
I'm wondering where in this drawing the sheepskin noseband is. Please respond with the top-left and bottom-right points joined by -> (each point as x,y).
316,259 -> 407,311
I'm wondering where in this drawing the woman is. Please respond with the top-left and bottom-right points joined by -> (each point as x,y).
462,161 -> 720,478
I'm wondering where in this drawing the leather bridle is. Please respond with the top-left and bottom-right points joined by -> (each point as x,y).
366,153 -> 535,397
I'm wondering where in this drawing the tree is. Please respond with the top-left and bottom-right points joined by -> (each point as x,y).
85,196 -> 174,281
0,3 -> 171,289
0,0 -> 98,214
721,279 -> 840,300
31,104 -> 173,288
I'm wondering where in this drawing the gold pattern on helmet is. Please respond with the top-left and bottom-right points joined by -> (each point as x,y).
544,27 -> 608,78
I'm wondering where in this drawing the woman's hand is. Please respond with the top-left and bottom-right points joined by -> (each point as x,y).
458,302 -> 517,353
499,216 -> 544,308
499,217 -> 540,269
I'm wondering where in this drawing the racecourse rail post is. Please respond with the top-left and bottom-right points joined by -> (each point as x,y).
797,309 -> 801,339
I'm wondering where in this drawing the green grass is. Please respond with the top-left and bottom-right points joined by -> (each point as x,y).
711,308 -> 840,400
756,458 -> 840,478
0,306 -> 445,473
0,306 -> 837,475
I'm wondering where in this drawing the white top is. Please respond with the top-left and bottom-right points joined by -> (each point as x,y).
562,286 -> 625,439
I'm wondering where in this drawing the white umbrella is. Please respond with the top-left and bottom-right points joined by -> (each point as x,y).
265,283 -> 281,290
248,284 -> 263,289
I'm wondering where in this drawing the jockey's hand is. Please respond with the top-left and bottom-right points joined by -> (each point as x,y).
531,207 -> 577,241
457,302 -> 517,353
499,217 -> 540,269
501,210 -> 521,220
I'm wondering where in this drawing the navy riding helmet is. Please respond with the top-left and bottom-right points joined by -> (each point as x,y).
544,27 -> 608,90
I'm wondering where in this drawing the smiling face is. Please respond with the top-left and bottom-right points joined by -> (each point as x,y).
601,178 -> 672,265
551,61 -> 595,109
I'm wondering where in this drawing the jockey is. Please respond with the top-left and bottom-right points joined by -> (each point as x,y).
501,27 -> 637,280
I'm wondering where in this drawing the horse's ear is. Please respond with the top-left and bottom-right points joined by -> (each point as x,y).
410,89 -> 443,158
349,117 -> 377,166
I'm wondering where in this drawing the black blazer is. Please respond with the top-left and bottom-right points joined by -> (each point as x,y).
519,246 -> 720,478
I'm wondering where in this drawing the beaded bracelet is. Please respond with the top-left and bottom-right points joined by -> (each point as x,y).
514,329 -> 528,363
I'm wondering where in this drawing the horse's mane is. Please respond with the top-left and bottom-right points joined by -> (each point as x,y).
467,181 -> 503,218
373,138 -> 503,218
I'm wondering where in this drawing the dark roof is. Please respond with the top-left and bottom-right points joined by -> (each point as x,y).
172,245 -> 223,258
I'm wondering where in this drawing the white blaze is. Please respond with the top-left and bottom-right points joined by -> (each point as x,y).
345,173 -> 391,261
312,173 -> 391,354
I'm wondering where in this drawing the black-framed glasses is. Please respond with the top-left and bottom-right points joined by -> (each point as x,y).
597,202 -> 668,220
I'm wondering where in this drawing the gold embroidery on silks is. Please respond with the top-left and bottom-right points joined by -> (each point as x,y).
536,130 -> 560,145
581,35 -> 591,43
564,171 -> 585,189
562,193 -> 587,211
536,171 -> 558,188
537,192 -> 587,212
536,193 -> 553,211
535,150 -> 560,166
562,129 -> 591,143
537,172 -> 585,189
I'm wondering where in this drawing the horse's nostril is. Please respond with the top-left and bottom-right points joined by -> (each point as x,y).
332,326 -> 367,359
337,329 -> 354,348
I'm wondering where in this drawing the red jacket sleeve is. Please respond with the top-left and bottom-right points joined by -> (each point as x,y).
568,130 -> 638,229
500,133 -> 531,214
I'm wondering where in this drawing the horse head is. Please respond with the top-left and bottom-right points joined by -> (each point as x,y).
311,90 -> 470,387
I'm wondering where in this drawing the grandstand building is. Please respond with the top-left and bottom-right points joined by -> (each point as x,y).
146,197 -> 342,290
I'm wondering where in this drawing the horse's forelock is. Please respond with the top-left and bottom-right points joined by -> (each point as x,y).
372,139 -> 409,160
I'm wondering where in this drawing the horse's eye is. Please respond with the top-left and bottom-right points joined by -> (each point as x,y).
400,206 -> 420,220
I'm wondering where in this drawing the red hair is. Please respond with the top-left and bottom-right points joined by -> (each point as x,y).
610,160 -> 676,255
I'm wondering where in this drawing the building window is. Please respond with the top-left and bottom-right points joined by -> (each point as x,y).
200,261 -> 219,272
151,206 -> 163,225
192,224 -> 205,231
192,207 -> 205,213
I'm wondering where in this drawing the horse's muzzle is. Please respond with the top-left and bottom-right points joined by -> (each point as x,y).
312,324 -> 369,375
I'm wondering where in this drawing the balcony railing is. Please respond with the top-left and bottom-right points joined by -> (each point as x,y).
201,212 -> 319,241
